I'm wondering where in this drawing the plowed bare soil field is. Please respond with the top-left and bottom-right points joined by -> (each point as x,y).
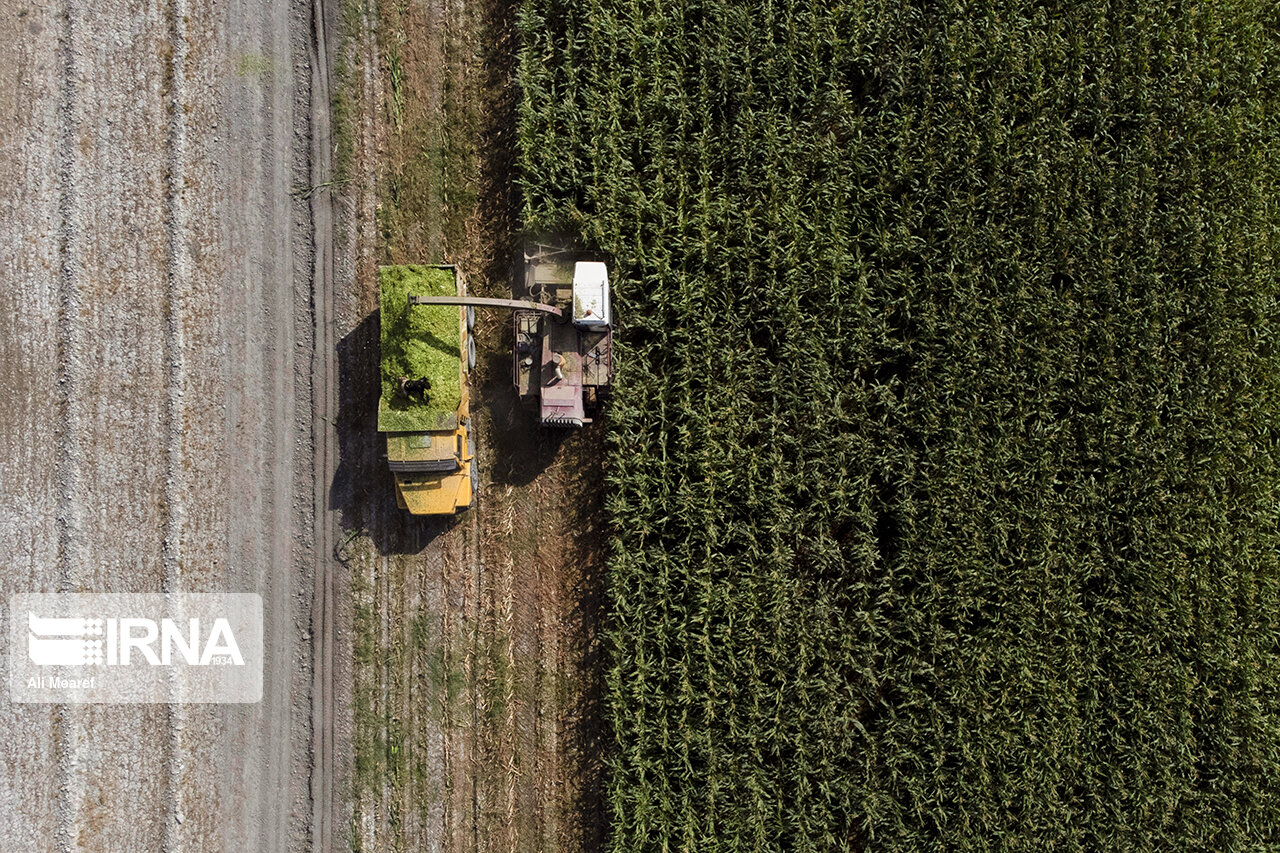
0,0 -> 344,850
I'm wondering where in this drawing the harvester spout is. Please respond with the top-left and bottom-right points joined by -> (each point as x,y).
407,295 -> 564,318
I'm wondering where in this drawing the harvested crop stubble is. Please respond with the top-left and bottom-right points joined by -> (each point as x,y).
517,0 -> 1280,849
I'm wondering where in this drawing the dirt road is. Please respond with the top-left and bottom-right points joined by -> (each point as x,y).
0,0 -> 342,850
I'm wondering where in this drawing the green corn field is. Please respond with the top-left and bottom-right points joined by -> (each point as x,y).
515,0 -> 1280,848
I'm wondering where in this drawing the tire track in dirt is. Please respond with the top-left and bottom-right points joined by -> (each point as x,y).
307,0 -> 340,850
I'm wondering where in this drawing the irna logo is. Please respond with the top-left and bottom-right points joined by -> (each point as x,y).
10,593 -> 262,704
27,612 -> 244,667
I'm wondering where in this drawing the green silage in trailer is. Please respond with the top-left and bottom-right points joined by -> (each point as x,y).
516,0 -> 1280,848
378,264 -> 463,432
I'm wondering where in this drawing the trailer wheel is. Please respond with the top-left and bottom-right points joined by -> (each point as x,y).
467,337 -> 477,371
466,305 -> 475,331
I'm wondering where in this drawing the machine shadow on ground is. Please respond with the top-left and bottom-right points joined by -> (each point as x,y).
332,309 -> 460,556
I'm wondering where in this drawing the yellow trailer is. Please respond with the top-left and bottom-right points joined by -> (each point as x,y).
378,264 -> 477,515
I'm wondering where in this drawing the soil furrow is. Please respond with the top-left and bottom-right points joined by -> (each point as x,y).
162,2 -> 190,850
53,3 -> 84,849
